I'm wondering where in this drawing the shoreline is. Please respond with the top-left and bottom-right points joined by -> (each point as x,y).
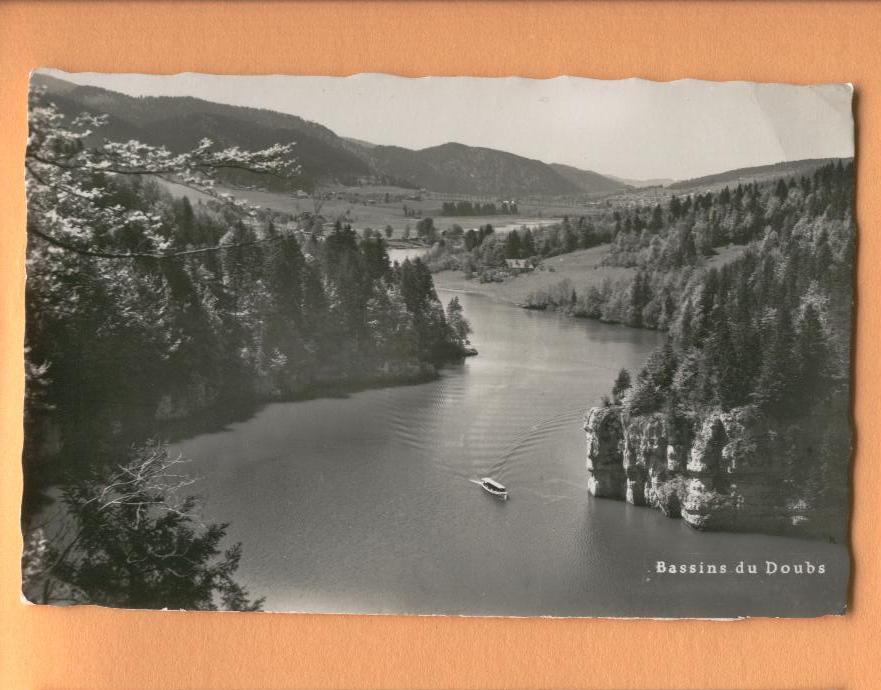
432,244 -> 634,306
433,243 -> 747,313
25,351 -> 475,500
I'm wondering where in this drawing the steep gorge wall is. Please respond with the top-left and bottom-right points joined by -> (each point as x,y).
584,405 -> 847,540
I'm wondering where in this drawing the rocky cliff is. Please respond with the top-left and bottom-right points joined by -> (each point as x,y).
584,404 -> 848,540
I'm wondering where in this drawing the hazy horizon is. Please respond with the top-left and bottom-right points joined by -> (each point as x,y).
38,69 -> 854,181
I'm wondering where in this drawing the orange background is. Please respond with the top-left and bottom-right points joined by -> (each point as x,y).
0,2 -> 879,689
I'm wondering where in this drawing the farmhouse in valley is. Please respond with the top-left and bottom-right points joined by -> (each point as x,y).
505,258 -> 533,272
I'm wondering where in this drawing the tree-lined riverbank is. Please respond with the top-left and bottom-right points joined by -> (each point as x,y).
432,245 -> 633,304
168,289 -> 847,616
22,94 -> 473,609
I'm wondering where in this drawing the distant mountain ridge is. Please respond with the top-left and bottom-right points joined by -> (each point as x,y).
32,73 -> 627,197
669,158 -> 852,191
607,174 -> 675,188
33,73 -> 373,190
360,143 -> 625,197
32,74 -> 849,199
548,163 -> 630,195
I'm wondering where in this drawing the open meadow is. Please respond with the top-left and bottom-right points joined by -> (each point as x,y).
163,180 -> 598,238
432,243 -> 747,305
433,245 -> 632,304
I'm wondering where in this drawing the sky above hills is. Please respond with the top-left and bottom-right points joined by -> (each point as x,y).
39,70 -> 853,181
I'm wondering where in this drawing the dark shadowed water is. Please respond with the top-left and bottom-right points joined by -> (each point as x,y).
173,289 -> 848,617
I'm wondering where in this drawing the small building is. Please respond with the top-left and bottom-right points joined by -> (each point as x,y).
505,258 -> 533,272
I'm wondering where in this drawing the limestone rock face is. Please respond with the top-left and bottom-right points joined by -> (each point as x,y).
584,406 -> 626,499
583,403 -> 846,540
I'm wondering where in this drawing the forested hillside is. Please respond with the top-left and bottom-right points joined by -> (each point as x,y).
526,162 -> 853,334
427,160 -> 854,537
26,181 -> 470,482
34,74 -> 628,197
668,157 -> 845,192
549,163 -> 632,195
363,142 -> 626,196
32,74 -> 373,190
602,161 -> 854,409
26,182 -> 469,436
422,213 -> 614,276
519,161 -> 854,426
582,161 -> 855,538
22,91 -> 472,607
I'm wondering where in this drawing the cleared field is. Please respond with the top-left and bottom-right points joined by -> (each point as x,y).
158,179 -> 594,238
433,245 -> 633,304
705,243 -> 747,269
219,187 -> 568,237
433,243 -> 747,305
157,177 -> 745,290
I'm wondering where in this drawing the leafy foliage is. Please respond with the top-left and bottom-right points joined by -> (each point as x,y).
440,200 -> 519,216
616,162 -> 854,420
23,91 -> 473,609
23,442 -> 263,610
427,215 -> 612,276
25,97 -> 471,476
598,162 -> 854,519
445,296 -> 473,348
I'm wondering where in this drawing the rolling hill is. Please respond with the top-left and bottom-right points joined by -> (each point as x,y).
668,158 -> 852,192
35,74 -> 846,199
32,73 -> 372,190
607,174 -> 674,188
32,73 -> 627,197
361,143 -> 625,197
549,163 -> 632,195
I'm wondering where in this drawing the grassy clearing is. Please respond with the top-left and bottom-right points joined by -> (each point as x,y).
158,178 -> 597,239
433,245 -> 634,304
229,189 -> 565,237
433,243 -> 748,305
704,243 -> 747,269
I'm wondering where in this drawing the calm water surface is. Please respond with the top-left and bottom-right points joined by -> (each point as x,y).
174,287 -> 848,616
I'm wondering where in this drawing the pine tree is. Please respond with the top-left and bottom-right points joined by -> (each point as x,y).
521,228 -> 536,257
793,303 -> 829,410
504,230 -> 522,259
753,308 -> 796,416
611,368 -> 631,403
446,296 -> 473,348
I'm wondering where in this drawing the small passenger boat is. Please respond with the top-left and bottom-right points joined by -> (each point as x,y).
479,477 -> 508,500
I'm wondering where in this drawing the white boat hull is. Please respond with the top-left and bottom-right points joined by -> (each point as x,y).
474,477 -> 508,500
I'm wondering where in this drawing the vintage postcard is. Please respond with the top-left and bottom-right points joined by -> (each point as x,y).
21,71 -> 854,617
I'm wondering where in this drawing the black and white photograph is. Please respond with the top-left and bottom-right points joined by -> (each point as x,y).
21,71 -> 855,617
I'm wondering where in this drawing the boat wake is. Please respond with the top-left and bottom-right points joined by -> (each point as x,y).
486,404 -> 584,479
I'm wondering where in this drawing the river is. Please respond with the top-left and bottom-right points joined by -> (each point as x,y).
173,287 -> 847,617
